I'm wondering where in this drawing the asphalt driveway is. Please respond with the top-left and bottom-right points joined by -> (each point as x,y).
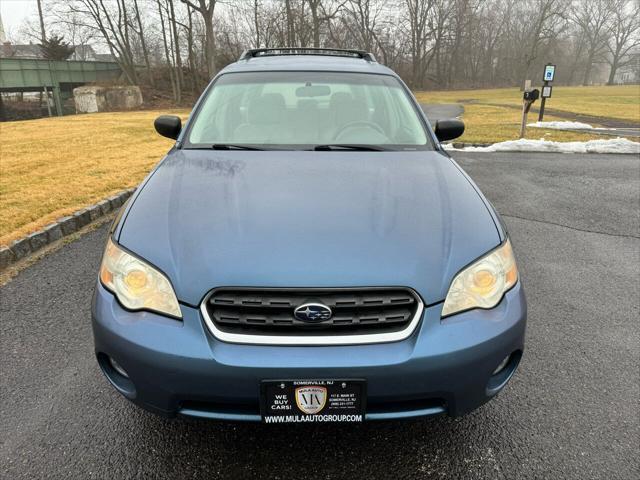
420,103 -> 463,123
1,152 -> 638,479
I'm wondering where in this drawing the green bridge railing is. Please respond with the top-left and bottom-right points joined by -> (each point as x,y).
0,58 -> 122,116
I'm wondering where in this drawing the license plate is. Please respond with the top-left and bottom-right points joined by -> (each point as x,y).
261,379 -> 366,423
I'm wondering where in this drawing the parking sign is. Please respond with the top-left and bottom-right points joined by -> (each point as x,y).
543,64 -> 556,82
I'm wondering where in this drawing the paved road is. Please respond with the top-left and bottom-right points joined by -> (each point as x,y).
420,103 -> 463,123
1,152 -> 639,479
555,126 -> 640,138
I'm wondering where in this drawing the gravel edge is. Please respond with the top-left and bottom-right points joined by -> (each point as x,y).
0,188 -> 136,271
449,142 -> 492,148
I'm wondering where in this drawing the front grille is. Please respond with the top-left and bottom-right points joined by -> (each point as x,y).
203,288 -> 422,338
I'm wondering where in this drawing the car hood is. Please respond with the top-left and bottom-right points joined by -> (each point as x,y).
118,150 -> 500,306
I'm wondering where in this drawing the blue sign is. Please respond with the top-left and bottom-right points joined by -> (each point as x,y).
543,65 -> 556,82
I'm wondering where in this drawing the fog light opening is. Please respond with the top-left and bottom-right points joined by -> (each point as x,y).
492,354 -> 511,375
486,350 -> 522,395
97,353 -> 136,399
109,357 -> 130,378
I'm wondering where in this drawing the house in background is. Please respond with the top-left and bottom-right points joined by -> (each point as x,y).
0,43 -> 42,58
0,13 -> 115,62
68,45 -> 116,62
613,48 -> 640,84
0,41 -> 115,62
69,45 -> 98,61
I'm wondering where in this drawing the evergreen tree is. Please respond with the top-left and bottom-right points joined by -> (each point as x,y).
40,35 -> 75,60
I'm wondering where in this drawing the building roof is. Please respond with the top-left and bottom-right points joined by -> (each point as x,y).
70,45 -> 96,60
94,53 -> 116,62
0,42 -> 117,62
0,44 -> 42,59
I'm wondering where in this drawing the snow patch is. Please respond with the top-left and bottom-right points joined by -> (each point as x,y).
527,121 -> 595,130
445,138 -> 640,154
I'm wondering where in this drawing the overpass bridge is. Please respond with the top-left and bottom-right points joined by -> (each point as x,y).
0,58 -> 122,116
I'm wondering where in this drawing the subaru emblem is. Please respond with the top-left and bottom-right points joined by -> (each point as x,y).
294,303 -> 332,322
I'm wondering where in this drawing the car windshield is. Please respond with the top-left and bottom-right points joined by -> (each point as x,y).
186,71 -> 432,150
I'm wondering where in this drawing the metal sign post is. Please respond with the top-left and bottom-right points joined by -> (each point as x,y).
538,64 -> 555,122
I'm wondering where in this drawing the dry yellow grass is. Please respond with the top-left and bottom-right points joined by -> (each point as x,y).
0,109 -> 189,246
446,104 -> 613,144
414,85 -> 640,144
415,84 -> 640,123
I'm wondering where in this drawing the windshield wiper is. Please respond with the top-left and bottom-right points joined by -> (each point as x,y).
211,144 -> 264,151
312,144 -> 387,151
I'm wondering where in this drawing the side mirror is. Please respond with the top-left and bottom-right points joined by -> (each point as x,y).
434,119 -> 465,142
154,115 -> 182,140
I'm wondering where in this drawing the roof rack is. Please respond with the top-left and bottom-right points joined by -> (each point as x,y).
238,47 -> 377,63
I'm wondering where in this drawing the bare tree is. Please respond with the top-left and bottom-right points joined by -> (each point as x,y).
428,0 -> 453,85
184,4 -> 202,91
37,0 -> 639,101
571,0 -> 612,85
339,0 -> 387,53
445,0 -> 477,88
253,0 -> 262,46
132,0 -> 155,86
605,0 -> 640,84
285,0 -> 295,45
404,0 -> 436,87
36,0 -> 47,42
64,0 -> 139,83
157,0 -> 178,100
514,0 -> 567,86
180,0 -> 217,77
49,5 -> 96,56
476,0 -> 512,85
169,0 -> 185,99
305,0 -> 345,47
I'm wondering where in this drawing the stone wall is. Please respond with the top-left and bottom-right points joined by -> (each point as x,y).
73,86 -> 143,113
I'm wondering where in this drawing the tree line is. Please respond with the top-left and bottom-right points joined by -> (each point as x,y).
19,0 -> 640,102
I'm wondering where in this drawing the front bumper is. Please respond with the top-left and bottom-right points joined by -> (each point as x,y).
91,282 -> 526,421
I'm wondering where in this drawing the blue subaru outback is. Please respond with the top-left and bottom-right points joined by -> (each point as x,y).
92,48 -> 526,423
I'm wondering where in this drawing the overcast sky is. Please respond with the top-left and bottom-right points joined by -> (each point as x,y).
1,0 -> 37,40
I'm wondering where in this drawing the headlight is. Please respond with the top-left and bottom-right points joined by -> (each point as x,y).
442,239 -> 518,317
99,238 -> 182,318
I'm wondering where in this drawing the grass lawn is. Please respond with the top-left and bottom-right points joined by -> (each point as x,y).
414,84 -> 640,144
0,109 -> 189,246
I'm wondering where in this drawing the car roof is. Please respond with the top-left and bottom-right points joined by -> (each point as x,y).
219,54 -> 397,77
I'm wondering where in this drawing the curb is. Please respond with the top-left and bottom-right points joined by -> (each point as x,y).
0,188 -> 136,272
449,142 -> 492,148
